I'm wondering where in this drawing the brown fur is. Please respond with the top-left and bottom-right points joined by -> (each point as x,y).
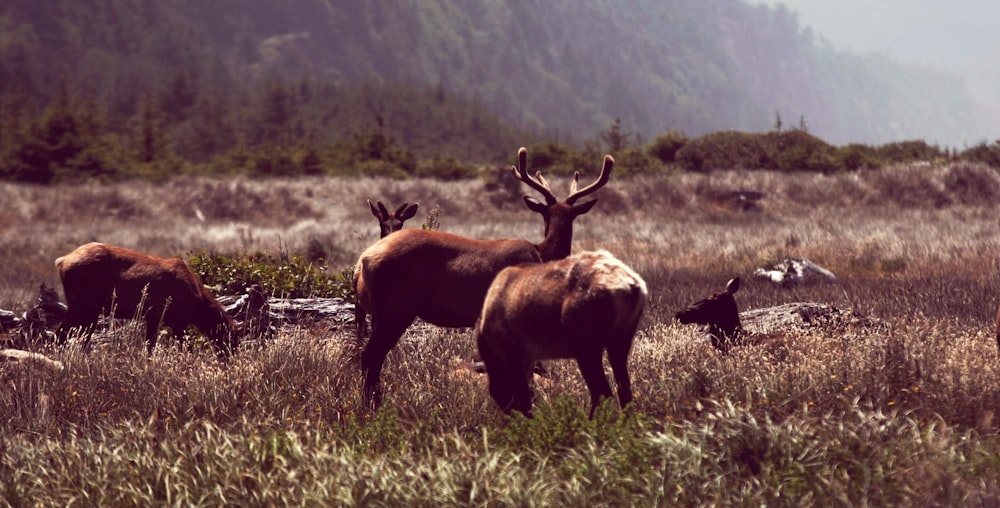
355,147 -> 613,408
55,243 -> 238,358
675,277 -> 743,352
355,199 -> 419,342
475,250 -> 647,417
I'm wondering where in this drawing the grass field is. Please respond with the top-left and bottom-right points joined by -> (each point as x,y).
2,162 -> 1000,505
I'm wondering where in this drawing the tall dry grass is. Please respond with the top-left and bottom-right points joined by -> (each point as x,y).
2,161 -> 1000,504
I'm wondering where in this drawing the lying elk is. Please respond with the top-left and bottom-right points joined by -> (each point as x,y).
675,277 -> 744,352
355,147 -> 613,408
55,243 -> 238,358
475,250 -> 647,417
355,199 -> 419,341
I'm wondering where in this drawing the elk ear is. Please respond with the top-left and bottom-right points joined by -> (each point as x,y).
396,202 -> 419,221
523,196 -> 548,214
570,198 -> 599,216
726,277 -> 741,294
369,199 -> 388,220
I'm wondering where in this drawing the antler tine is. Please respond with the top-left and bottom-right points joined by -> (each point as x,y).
566,154 -> 614,204
534,171 -> 551,191
510,146 -> 557,205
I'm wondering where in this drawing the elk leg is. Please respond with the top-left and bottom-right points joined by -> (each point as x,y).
477,337 -> 516,413
514,357 -> 537,417
606,342 -> 634,409
55,306 -> 100,346
144,315 -> 162,354
360,317 -> 411,410
575,351 -> 615,417
354,306 -> 368,343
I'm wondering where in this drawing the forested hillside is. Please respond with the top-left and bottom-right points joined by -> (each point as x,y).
0,0 -> 987,182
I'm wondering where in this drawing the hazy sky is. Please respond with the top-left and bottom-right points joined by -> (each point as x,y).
753,0 -> 1000,142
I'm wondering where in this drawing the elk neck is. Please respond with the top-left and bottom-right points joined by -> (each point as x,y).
535,204 -> 583,261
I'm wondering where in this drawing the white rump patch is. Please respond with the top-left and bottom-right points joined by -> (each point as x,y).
568,250 -> 648,296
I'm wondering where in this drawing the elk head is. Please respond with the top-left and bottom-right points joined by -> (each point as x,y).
368,199 -> 419,238
512,147 -> 613,261
676,277 -> 743,352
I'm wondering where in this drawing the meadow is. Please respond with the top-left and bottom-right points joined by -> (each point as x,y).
2,161 -> 1000,505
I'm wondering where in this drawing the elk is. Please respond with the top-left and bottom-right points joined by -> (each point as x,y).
54,243 -> 238,358
354,146 -> 613,408
675,277 -> 744,353
368,199 -> 419,239
475,250 -> 647,417
355,199 -> 419,341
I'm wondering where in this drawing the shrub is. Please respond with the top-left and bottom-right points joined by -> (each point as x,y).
876,140 -> 946,164
414,155 -> 476,179
187,250 -> 354,300
647,130 -> 688,164
835,143 -> 882,171
524,141 -> 578,176
610,147 -> 665,177
763,130 -> 837,173
675,131 -> 771,172
960,140 -> 1000,169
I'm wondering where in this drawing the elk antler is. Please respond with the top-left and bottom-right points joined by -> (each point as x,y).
566,154 -> 614,204
510,147 -> 557,205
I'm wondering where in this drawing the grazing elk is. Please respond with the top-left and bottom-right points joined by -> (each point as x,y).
354,147 -> 613,408
355,199 -> 420,341
475,250 -> 648,417
55,243 -> 238,358
675,277 -> 744,353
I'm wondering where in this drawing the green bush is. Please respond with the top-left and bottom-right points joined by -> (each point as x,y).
415,155 -> 476,179
187,250 -> 354,300
875,140 -> 945,164
763,130 -> 837,172
609,147 -> 665,177
835,143 -> 882,171
675,130 -> 771,172
524,141 -> 577,176
647,130 -> 688,163
960,140 -> 1000,169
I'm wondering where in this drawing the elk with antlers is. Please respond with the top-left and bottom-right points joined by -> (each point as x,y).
54,243 -> 238,358
354,147 -> 613,408
355,199 -> 419,341
475,249 -> 647,417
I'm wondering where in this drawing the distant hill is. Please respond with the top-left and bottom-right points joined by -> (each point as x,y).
0,0 -> 985,154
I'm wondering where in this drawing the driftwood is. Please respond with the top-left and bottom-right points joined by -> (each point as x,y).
1,348 -> 65,372
740,302 -> 887,336
753,257 -> 837,286
2,284 -> 357,350
215,285 -> 356,331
